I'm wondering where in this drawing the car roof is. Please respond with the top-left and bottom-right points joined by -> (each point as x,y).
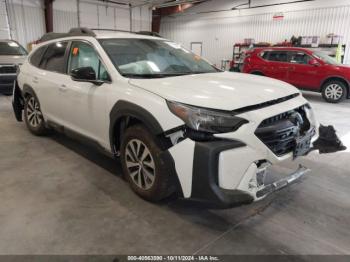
255,47 -> 313,53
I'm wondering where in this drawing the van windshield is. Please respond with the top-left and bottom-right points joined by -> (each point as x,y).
0,41 -> 27,56
99,38 -> 219,78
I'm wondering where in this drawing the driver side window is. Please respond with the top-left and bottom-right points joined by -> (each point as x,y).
288,52 -> 311,65
68,41 -> 110,81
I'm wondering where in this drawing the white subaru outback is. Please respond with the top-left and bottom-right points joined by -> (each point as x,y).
12,28 -> 345,208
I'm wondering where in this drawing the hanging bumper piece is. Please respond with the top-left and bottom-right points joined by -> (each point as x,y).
312,125 -> 346,154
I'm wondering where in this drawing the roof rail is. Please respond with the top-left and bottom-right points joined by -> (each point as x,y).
68,27 -> 96,36
90,28 -> 131,33
38,27 -> 161,43
136,31 -> 161,37
39,27 -> 96,43
92,28 -> 162,37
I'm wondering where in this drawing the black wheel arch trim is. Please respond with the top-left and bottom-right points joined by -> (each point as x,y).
190,139 -> 254,208
12,80 -> 24,121
109,100 -> 164,153
23,84 -> 38,99
13,83 -> 40,122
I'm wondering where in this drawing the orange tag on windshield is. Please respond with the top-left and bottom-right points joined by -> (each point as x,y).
194,55 -> 201,61
72,47 -> 79,56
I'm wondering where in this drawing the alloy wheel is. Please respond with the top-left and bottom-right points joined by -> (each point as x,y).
125,139 -> 156,190
324,84 -> 343,101
26,97 -> 43,128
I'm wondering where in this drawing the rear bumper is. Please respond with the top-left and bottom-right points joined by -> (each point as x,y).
0,74 -> 16,94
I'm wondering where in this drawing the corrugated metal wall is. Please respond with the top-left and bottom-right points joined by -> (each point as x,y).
53,10 -> 78,33
161,3 -> 350,65
53,0 -> 152,33
131,5 -> 152,32
1,0 -> 152,47
6,0 -> 45,48
0,0 -> 10,39
78,1 -> 131,31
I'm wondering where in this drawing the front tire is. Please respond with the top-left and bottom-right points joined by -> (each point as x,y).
120,125 -> 176,202
321,80 -> 347,103
24,93 -> 48,136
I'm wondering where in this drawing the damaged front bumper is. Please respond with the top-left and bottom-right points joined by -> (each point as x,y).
168,124 -> 346,209
256,165 -> 309,198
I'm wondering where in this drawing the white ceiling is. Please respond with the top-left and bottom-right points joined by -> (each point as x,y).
96,0 -> 174,6
96,0 -> 204,7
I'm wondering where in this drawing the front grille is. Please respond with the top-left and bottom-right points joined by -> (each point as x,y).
255,105 -> 310,156
0,65 -> 17,74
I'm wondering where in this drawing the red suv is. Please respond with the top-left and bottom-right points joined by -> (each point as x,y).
242,47 -> 350,103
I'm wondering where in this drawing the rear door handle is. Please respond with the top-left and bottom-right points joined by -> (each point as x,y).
32,76 -> 39,84
59,84 -> 68,92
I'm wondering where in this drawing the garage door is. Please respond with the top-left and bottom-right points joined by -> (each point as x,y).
0,0 -> 10,39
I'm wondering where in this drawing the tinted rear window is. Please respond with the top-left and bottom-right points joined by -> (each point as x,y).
262,51 -> 288,62
39,41 -> 68,73
30,46 -> 47,67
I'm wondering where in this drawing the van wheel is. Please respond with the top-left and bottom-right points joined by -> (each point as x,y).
322,80 -> 347,103
24,94 -> 48,136
120,125 -> 175,202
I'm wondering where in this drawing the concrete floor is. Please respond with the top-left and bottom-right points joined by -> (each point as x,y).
0,92 -> 349,255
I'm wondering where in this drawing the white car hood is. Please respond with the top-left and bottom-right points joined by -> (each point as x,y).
129,72 -> 299,111
0,55 -> 26,65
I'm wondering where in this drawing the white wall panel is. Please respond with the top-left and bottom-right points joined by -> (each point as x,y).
0,0 -> 10,39
79,2 -> 99,28
116,7 -> 130,31
53,0 -> 78,33
98,5 -> 115,29
131,5 -> 151,32
161,0 -> 350,65
78,1 -> 134,31
6,0 -> 45,48
53,10 -> 78,33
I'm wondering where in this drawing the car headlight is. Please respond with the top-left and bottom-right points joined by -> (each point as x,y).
167,101 -> 248,134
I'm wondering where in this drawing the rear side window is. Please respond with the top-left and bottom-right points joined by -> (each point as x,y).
30,46 -> 47,67
39,41 -> 68,73
261,51 -> 288,62
288,52 -> 311,64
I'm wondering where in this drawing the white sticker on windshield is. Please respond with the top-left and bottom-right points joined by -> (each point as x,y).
164,41 -> 182,49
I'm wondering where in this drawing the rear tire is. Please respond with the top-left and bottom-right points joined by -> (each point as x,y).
120,124 -> 176,202
321,80 -> 347,103
24,93 -> 48,136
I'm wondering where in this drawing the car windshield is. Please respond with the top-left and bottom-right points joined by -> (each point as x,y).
313,51 -> 341,65
99,38 -> 219,78
0,41 -> 27,56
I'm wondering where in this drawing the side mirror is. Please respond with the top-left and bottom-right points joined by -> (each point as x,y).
308,59 -> 320,67
70,67 -> 103,85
